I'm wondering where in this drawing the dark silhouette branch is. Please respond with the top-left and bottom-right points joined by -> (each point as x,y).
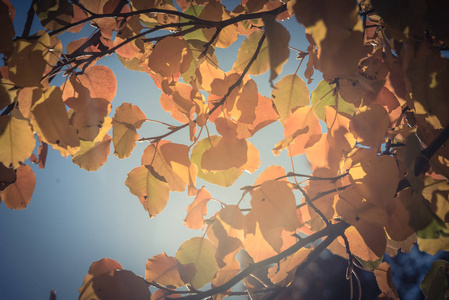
180,221 -> 350,300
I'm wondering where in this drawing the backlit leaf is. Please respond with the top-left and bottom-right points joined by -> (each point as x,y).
349,104 -> 389,147
1,164 -> 36,209
72,134 -> 112,171
147,36 -> 192,78
233,30 -> 268,75
0,115 -> 35,169
112,103 -> 146,159
271,74 -> 309,125
273,106 -> 321,157
63,65 -> 117,103
251,180 -> 300,232
125,165 -> 170,218
145,253 -> 195,288
349,155 -> 400,206
184,187 -> 212,229
311,79 -> 357,121
191,136 -> 243,187
175,237 -> 219,289
201,136 -> 260,173
31,86 -> 80,154
141,141 -> 194,192
268,247 -> 312,285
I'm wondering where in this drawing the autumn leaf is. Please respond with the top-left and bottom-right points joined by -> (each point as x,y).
184,187 -> 212,229
341,223 -> 386,264
31,86 -> 80,154
145,253 -> 195,288
349,155 -> 400,206
125,165 -> 170,218
8,33 -> 62,87
271,74 -> 309,125
191,136 -> 243,187
254,165 -> 287,186
0,164 -> 36,210
0,0 -> 14,54
268,247 -> 312,285
112,103 -> 146,159
175,237 -> 219,289
262,14 -> 290,84
374,262 -> 400,299
311,79 -> 357,121
349,104 -> 390,148
250,180 -> 300,232
141,141 -> 195,192
273,106 -> 321,157
244,213 -> 278,262
0,115 -> 35,169
233,30 -> 268,75
72,134 -> 112,171
420,260 -> 449,300
325,106 -> 356,153
147,36 -> 192,78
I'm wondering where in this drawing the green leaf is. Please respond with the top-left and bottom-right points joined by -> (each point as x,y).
232,30 -> 268,75
271,74 -> 309,125
420,260 -> 449,300
175,237 -> 218,289
310,79 -> 357,121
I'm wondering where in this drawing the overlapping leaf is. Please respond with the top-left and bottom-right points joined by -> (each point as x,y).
0,164 -> 36,209
112,103 -> 146,159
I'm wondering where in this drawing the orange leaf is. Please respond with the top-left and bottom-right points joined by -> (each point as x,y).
254,165 -> 287,186
201,136 -> 260,173
325,106 -> 356,153
349,155 -> 400,206
251,180 -> 300,232
147,36 -> 192,77
305,133 -> 343,172
145,253 -> 195,288
112,103 -> 146,159
244,213 -> 278,262
184,187 -> 212,229
88,258 -> 123,276
1,164 -> 36,209
273,106 -> 321,157
349,104 -> 389,147
125,165 -> 170,218
141,141 -> 194,192
342,222 -> 386,262
62,65 -> 117,103
191,136 -> 243,187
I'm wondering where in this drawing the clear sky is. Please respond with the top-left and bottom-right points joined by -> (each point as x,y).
0,2 -> 313,299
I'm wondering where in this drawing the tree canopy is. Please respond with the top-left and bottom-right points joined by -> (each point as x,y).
1,0 -> 449,299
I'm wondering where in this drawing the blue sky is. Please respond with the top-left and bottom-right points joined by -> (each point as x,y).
0,2 -> 312,299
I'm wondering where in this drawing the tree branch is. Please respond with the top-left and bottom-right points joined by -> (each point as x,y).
181,222 -> 350,300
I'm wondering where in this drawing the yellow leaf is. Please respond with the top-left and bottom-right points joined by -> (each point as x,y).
0,115 -> 35,169
232,30 -> 268,75
262,14 -> 290,84
112,103 -> 146,159
141,141 -> 193,192
8,33 -> 62,87
1,164 -> 36,209
175,237 -> 218,289
268,247 -> 312,285
125,165 -> 169,218
271,74 -> 309,125
349,155 -> 400,206
72,134 -> 112,171
31,86 -> 80,154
